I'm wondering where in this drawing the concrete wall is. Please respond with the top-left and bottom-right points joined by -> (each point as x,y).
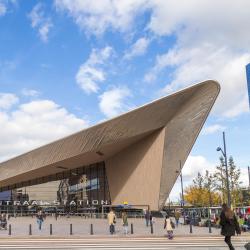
105,129 -> 165,211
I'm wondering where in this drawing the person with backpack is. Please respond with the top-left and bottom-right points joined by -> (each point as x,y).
164,214 -> 175,239
220,203 -> 241,250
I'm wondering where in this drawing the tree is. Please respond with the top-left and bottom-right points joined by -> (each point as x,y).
213,156 -> 242,206
228,156 -> 242,206
184,172 -> 221,207
213,157 -> 226,204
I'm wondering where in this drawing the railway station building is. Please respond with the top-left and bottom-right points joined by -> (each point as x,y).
0,80 -> 220,212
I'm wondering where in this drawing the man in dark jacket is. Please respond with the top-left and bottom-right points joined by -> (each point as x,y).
220,204 -> 241,250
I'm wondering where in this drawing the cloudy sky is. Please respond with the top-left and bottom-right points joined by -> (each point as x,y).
0,0 -> 250,201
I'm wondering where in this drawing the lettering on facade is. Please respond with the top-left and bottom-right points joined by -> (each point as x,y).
0,200 -> 110,206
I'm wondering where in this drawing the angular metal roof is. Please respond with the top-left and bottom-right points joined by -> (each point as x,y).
0,80 -> 220,193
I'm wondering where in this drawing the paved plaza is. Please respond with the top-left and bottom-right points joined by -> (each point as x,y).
0,216 -> 225,237
0,216 -> 249,249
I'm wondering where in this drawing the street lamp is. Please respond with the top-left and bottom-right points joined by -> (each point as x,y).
179,160 -> 186,224
216,131 -> 231,207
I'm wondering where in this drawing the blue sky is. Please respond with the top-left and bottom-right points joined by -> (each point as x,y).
0,0 -> 250,201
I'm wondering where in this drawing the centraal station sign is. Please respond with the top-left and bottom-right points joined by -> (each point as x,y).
0,200 -> 110,206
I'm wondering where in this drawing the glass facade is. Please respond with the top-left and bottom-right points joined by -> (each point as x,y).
246,63 -> 250,108
0,162 -> 111,213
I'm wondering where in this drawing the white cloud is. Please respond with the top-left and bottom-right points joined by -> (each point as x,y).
169,155 -> 215,201
76,46 -> 114,94
143,0 -> 250,118
38,20 -> 53,43
54,0 -> 149,36
0,98 -> 89,162
239,167 -> 250,188
0,1 -> 7,16
182,155 -> 215,182
0,93 -> 19,109
99,86 -> 132,118
202,124 -> 226,135
124,37 -> 150,60
28,2 -> 43,28
28,3 -> 53,43
157,47 -> 250,118
21,88 -> 40,97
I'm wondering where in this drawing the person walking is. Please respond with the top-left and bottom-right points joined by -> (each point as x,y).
0,213 -> 7,230
220,203 -> 241,250
107,209 -> 116,235
122,211 -> 128,234
145,210 -> 150,227
174,210 -> 181,227
36,210 -> 44,230
164,215 -> 174,239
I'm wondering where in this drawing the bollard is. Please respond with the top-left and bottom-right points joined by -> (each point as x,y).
8,224 -> 11,235
189,221 -> 193,233
131,223 -> 134,234
29,224 -> 32,235
208,219 -> 212,233
90,224 -> 93,235
70,224 -> 73,235
150,222 -> 153,234
50,224 -> 52,235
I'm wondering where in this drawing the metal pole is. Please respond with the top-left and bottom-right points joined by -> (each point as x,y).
29,224 -> 32,235
90,224 -> 93,235
180,160 -> 185,224
223,132 -> 231,207
208,176 -> 212,233
248,166 -> 250,189
70,224 -> 73,235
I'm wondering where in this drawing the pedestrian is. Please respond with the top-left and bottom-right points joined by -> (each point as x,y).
0,213 -> 7,230
220,203 -> 241,250
36,210 -> 44,230
149,212 -> 153,227
145,209 -> 150,227
164,215 -> 174,239
107,209 -> 116,235
122,211 -> 128,234
174,210 -> 181,227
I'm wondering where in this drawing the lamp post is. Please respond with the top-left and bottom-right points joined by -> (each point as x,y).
179,160 -> 186,224
206,170 -> 212,233
248,166 -> 250,189
217,131 -> 231,207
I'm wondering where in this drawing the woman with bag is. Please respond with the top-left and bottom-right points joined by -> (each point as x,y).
220,203 -> 241,250
107,209 -> 116,235
164,215 -> 174,239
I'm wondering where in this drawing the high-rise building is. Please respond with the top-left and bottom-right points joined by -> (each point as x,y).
246,63 -> 250,108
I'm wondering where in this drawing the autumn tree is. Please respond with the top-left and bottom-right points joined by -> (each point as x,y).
184,172 -> 221,207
